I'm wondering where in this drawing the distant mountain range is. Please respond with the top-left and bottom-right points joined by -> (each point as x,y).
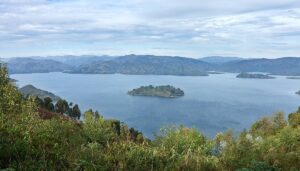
33,55 -> 115,67
68,55 -> 211,76
2,55 -> 300,76
5,58 -> 72,74
218,57 -> 300,75
198,56 -> 243,64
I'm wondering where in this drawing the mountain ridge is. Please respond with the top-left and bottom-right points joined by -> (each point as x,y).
6,58 -> 72,74
198,56 -> 244,64
68,54 -> 212,76
5,55 -> 300,76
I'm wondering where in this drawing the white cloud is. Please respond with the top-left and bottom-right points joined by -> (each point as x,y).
0,0 -> 299,58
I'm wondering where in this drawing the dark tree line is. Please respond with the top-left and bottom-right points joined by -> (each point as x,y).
34,96 -> 81,120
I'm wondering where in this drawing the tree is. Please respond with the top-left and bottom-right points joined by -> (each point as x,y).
33,96 -> 44,107
95,111 -> 101,120
0,64 -> 24,116
55,99 -> 69,114
72,104 -> 81,119
288,112 -> 300,127
43,97 -> 54,111
106,119 -> 121,135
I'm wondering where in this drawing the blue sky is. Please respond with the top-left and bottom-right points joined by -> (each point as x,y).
0,0 -> 300,58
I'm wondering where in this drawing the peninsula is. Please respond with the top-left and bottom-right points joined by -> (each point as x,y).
236,73 -> 275,79
287,76 -> 300,80
19,84 -> 61,101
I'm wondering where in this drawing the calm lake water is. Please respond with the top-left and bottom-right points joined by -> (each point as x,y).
11,72 -> 300,138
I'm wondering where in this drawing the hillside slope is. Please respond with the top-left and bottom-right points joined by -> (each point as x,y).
7,58 -> 71,74
19,84 -> 61,101
69,55 -> 212,76
199,56 -> 243,64
219,57 -> 300,75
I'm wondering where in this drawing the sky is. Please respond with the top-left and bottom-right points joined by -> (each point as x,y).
0,0 -> 300,58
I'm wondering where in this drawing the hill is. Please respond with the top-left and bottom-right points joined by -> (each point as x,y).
4,55 -> 300,76
19,84 -> 61,101
219,57 -> 300,75
40,55 -> 115,67
68,55 -> 212,76
65,56 -> 300,76
7,58 -> 72,74
199,56 -> 243,64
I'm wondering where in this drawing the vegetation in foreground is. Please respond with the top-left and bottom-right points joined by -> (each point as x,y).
1,65 -> 300,170
128,85 -> 184,98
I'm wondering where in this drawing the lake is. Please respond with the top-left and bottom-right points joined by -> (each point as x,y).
11,72 -> 300,138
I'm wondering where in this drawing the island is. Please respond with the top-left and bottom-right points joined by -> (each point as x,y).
207,71 -> 224,74
236,73 -> 275,79
128,85 -> 184,98
296,91 -> 300,95
287,76 -> 300,80
19,84 -> 61,101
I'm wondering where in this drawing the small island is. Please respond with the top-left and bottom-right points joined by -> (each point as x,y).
236,73 -> 275,79
207,71 -> 224,74
296,91 -> 300,95
128,85 -> 184,98
287,76 -> 300,80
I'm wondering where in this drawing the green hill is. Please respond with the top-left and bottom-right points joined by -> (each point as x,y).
68,55 -> 211,76
5,56 -> 300,76
19,84 -> 61,101
220,57 -> 300,76
7,58 -> 71,74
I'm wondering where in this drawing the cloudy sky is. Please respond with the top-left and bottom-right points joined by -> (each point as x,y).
0,0 -> 300,58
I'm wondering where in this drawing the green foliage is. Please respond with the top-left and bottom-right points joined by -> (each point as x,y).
55,99 -> 69,114
43,97 -> 54,111
0,64 -> 24,116
128,85 -> 184,98
1,64 -> 300,170
153,126 -> 219,171
250,112 -> 287,137
71,104 -> 81,119
288,111 -> 300,127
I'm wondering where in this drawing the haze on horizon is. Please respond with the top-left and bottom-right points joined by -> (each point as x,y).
0,0 -> 300,58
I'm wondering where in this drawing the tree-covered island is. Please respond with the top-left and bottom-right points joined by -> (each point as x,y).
128,85 -> 184,98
